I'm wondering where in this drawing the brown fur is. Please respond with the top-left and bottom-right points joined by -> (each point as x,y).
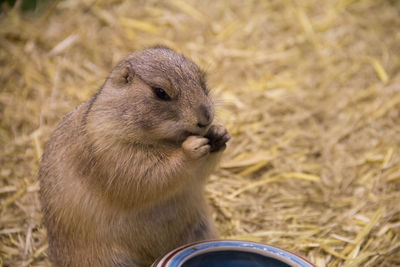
38,46 -> 230,267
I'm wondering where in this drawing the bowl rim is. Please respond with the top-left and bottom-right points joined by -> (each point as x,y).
152,239 -> 315,267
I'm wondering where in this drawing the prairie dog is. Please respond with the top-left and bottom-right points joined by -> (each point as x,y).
38,46 -> 230,267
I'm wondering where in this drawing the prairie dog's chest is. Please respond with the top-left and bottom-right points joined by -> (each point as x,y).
111,193 -> 202,248
134,191 -> 201,226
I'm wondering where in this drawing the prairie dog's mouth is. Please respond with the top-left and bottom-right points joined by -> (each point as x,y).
184,128 -> 208,137
162,131 -> 198,146
179,129 -> 207,141
163,128 -> 210,146
183,131 -> 197,137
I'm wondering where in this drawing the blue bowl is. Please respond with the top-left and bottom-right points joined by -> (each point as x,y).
152,240 -> 314,267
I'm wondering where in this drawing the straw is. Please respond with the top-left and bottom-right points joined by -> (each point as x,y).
1,0 -> 400,265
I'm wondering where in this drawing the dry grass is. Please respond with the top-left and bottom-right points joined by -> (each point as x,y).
1,0 -> 400,266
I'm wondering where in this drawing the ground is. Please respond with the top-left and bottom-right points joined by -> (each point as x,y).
1,0 -> 400,266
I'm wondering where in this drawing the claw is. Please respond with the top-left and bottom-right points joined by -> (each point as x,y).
206,125 -> 231,152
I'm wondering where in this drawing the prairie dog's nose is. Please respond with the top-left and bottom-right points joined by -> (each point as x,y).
197,104 -> 213,128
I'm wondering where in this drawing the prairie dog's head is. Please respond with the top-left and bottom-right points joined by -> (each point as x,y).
89,46 -> 214,146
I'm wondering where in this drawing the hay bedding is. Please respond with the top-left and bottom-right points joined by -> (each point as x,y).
0,0 -> 399,266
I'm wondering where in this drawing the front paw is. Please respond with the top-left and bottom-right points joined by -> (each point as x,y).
182,136 -> 211,160
205,125 -> 231,152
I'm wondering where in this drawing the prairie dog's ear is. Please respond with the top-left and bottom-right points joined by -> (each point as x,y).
109,61 -> 135,87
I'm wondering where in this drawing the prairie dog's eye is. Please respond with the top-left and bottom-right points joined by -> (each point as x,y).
152,87 -> 171,101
